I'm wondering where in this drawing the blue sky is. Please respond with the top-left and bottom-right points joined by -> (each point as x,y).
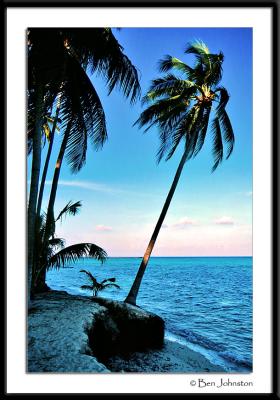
33,27 -> 252,257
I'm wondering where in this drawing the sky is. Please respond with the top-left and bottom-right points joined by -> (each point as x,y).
31,27 -> 252,257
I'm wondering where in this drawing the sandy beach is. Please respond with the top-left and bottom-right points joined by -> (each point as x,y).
105,340 -> 224,373
28,290 -> 225,373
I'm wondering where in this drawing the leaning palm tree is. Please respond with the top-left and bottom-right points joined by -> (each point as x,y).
80,270 -> 120,297
125,40 -> 235,305
32,200 -> 107,294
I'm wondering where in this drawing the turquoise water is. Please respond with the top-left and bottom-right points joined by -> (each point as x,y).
47,256 -> 252,372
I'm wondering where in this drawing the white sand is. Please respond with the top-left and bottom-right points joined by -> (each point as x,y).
28,291 -> 225,373
28,290 -> 109,372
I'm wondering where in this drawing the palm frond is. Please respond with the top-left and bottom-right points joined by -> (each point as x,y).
185,40 -> 210,56
211,117 -> 223,172
135,94 -> 189,132
48,237 -> 65,249
205,53 -> 224,86
184,41 -> 224,86
55,200 -> 82,222
165,127 -> 186,161
142,75 -> 196,105
218,109 -> 235,159
215,86 -> 230,116
87,244 -> 107,262
163,107 -> 197,162
59,54 -> 108,173
101,283 -> 121,290
185,105 -> 206,160
80,269 -> 98,284
47,243 -> 107,270
135,39 -> 234,174
62,28 -> 141,103
81,284 -> 94,291
193,104 -> 212,157
158,55 -> 194,77
100,277 -> 116,285
156,110 -> 188,162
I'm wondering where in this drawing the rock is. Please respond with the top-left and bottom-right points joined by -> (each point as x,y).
88,297 -> 165,362
28,291 -> 165,373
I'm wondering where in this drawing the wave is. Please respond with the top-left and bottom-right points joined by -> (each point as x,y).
172,328 -> 225,352
219,350 -> 252,369
166,328 -> 252,371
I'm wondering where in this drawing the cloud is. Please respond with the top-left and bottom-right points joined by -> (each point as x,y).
95,224 -> 113,232
44,180 -> 121,194
172,217 -> 198,229
214,216 -> 234,225
43,180 -> 160,200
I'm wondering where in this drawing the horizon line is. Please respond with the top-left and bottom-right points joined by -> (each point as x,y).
86,255 -> 253,258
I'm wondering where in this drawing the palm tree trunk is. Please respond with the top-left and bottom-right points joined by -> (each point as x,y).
36,100 -> 62,218
32,102 -> 62,290
46,119 -> 72,225
32,120 -> 72,292
27,84 -> 44,304
124,148 -> 189,305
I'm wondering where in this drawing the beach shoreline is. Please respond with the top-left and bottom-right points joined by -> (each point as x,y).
104,339 -> 225,373
28,290 -> 225,373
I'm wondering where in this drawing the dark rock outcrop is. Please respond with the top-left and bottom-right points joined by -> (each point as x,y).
87,297 -> 165,362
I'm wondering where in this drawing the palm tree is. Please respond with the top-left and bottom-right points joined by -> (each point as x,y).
27,28 -> 71,303
28,28 -> 141,298
80,270 -> 120,297
35,108 -> 62,218
28,111 -> 62,217
32,200 -> 107,293
125,40 -> 235,305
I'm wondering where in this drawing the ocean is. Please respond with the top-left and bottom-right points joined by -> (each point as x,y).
46,256 -> 252,372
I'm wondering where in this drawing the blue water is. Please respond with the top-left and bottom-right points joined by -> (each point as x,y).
47,256 -> 252,372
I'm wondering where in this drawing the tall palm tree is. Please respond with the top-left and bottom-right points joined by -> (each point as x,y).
29,28 -> 140,219
125,40 -> 235,305
28,28 -> 71,300
32,200 -> 107,293
27,29 -> 64,304
35,105 -> 62,218
28,28 -> 141,297
28,110 -> 62,217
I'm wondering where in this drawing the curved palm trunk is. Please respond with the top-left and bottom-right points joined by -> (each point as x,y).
36,100 -> 62,218
32,120 -> 72,293
32,103 -> 62,291
32,104 -> 61,291
125,148 -> 189,305
27,84 -> 44,304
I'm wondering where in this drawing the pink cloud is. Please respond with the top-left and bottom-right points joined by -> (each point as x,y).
214,216 -> 234,225
173,217 -> 197,228
95,224 -> 113,232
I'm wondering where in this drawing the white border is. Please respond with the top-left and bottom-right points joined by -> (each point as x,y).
6,7 -> 272,394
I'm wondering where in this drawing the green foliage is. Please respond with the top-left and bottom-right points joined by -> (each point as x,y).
27,28 -> 141,170
55,200 -> 82,223
33,202 -> 107,286
80,269 -> 120,297
135,39 -> 234,172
